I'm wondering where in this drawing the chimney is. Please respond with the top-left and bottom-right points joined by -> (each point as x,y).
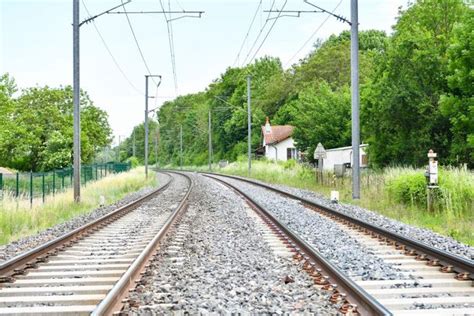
265,117 -> 271,133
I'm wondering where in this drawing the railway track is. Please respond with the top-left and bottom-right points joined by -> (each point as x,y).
203,172 -> 474,316
0,172 -> 193,315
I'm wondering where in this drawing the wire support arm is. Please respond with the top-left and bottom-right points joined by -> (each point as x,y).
303,0 -> 351,25
108,10 -> 204,16
264,9 -> 323,20
79,0 -> 131,26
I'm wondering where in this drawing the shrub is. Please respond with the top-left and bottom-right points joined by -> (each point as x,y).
126,156 -> 139,168
282,159 -> 297,170
387,172 -> 427,205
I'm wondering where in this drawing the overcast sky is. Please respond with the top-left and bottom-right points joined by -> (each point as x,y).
1,0 -> 408,144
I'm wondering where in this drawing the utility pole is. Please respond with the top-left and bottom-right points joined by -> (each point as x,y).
247,75 -> 252,177
208,109 -> 212,171
144,75 -> 161,179
145,75 -> 149,178
73,0 -> 80,202
351,0 -> 360,199
267,1 -> 358,197
180,125 -> 183,170
132,130 -> 136,157
72,0 -> 131,203
154,132 -> 158,168
72,4 -> 203,202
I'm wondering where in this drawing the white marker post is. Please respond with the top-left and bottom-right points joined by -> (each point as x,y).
314,143 -> 326,184
427,149 -> 438,212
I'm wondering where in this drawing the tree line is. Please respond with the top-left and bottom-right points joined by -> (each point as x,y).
124,0 -> 470,168
0,76 -> 112,172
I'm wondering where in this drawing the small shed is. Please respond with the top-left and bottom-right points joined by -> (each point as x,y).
323,144 -> 368,171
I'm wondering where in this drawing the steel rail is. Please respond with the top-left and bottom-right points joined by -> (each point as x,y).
201,172 -> 474,280
92,171 -> 193,315
0,173 -> 173,282
205,173 -> 391,316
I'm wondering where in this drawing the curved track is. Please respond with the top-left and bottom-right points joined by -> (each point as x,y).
0,172 -> 193,315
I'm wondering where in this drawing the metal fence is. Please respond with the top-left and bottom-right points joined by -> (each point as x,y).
0,162 -> 131,203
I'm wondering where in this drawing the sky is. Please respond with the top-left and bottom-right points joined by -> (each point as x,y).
1,0 -> 408,145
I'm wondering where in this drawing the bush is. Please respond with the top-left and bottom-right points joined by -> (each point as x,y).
388,172 -> 427,205
282,159 -> 297,170
126,156 -> 139,168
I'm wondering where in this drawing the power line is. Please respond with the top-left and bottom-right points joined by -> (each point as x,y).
241,0 -> 276,66
233,0 -> 263,67
247,0 -> 288,65
120,0 -> 157,85
159,0 -> 179,95
168,0 -> 178,94
81,0 -> 143,95
285,0 -> 344,67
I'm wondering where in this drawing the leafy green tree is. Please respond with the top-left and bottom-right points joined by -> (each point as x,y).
363,0 -> 469,166
439,9 -> 474,166
290,30 -> 388,90
0,83 -> 112,171
0,74 -> 17,166
277,81 -> 351,156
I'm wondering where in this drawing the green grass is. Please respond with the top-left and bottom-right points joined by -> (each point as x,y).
192,160 -> 473,246
0,167 -> 157,245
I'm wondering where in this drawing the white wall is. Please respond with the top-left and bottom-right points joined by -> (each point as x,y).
265,138 -> 297,161
322,145 -> 368,171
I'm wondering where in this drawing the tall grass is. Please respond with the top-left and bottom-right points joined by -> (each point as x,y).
0,167 -> 157,245
205,160 -> 473,246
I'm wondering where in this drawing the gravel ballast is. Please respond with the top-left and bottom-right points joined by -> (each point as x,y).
127,173 -> 339,315
221,174 -> 473,261
0,173 -> 171,263
213,175 -> 414,282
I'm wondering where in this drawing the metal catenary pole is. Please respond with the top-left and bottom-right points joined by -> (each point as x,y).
351,0 -> 360,199
73,0 -> 81,202
144,75 -> 149,178
208,109 -> 212,171
144,75 -> 161,178
180,124 -> 183,170
154,132 -> 158,168
247,75 -> 252,176
133,130 -> 136,157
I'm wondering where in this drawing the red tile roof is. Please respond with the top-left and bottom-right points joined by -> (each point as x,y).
261,125 -> 294,145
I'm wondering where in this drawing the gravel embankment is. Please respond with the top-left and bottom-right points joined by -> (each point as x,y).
214,175 -> 415,282
126,173 -> 340,315
0,173 -> 171,263
223,174 -> 473,261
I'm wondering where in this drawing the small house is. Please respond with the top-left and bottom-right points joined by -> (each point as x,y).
259,118 -> 300,161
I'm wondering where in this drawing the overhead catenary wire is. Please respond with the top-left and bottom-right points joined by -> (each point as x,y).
159,0 -> 179,95
232,0 -> 263,67
120,0 -> 157,85
168,0 -> 178,94
81,0 -> 143,95
247,0 -> 288,65
285,0 -> 344,67
241,0 -> 276,66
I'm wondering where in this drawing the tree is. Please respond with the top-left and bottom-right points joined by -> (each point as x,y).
362,0 -> 469,166
0,74 -> 17,167
277,81 -> 351,157
439,9 -> 474,166
0,83 -> 112,171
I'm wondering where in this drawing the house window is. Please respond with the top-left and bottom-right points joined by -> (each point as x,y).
287,148 -> 292,160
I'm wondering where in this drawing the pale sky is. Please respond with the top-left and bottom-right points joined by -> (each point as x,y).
1,0 -> 407,144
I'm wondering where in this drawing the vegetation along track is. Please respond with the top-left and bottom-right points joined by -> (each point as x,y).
203,172 -> 474,316
0,172 -> 193,315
